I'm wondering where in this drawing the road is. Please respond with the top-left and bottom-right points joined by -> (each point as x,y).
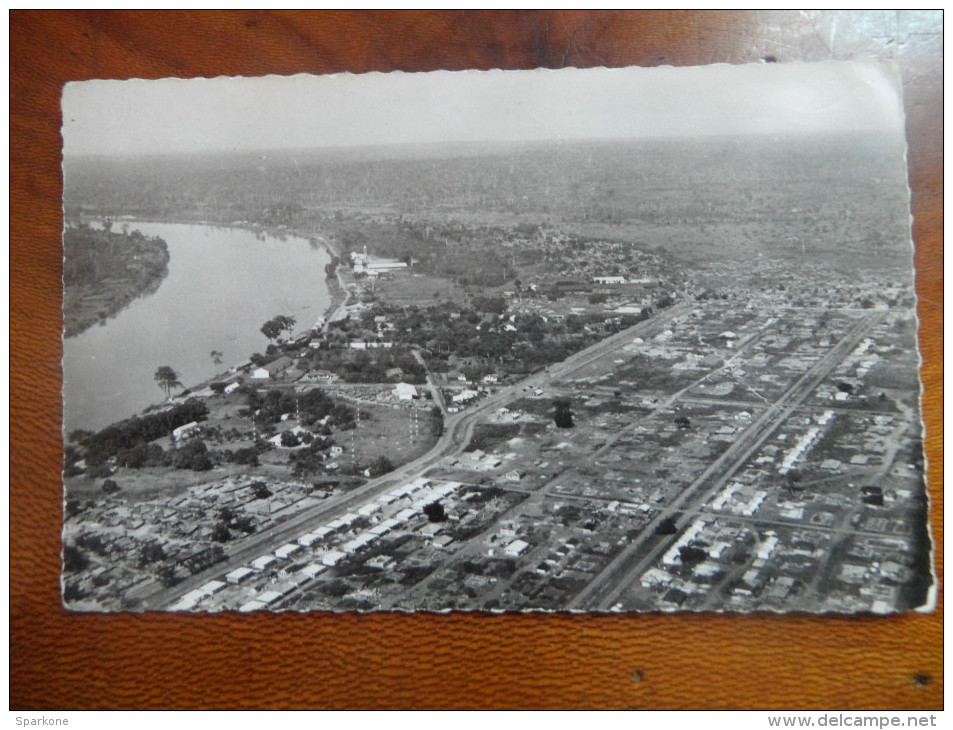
412,349 -> 448,414
141,301 -> 691,609
567,310 -> 884,610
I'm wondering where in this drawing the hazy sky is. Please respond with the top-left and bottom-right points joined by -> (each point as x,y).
62,60 -> 905,157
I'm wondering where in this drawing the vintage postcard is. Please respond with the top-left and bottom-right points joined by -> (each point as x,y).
61,61 -> 933,613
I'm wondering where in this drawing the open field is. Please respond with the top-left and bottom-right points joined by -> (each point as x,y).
369,271 -> 462,308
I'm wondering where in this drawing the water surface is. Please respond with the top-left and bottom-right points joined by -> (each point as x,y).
63,222 -> 330,432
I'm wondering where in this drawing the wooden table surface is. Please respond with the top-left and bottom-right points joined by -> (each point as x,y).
10,10 -> 942,710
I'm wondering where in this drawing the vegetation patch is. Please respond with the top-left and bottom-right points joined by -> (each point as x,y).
63,224 -> 170,337
465,423 -> 522,453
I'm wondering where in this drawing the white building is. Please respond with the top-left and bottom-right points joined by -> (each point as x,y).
225,567 -> 254,584
275,543 -> 302,560
172,422 -> 201,442
250,555 -> 276,571
394,382 -> 419,401
452,389 -> 479,404
503,539 -> 530,558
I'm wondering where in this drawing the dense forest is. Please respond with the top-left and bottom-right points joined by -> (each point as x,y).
63,224 -> 170,337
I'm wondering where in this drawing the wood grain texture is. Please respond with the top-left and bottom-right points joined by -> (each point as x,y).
10,10 -> 942,710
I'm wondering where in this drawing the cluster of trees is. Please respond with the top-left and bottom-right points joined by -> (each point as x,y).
211,507 -> 258,543
429,406 -> 444,438
105,433 -> 254,472
255,201 -> 306,227
170,439 -> 214,471
336,219 -> 514,288
288,441 -> 333,477
63,223 -> 168,290
240,386 -> 355,430
366,455 -> 395,478
179,546 -> 227,578
302,345 -> 426,385
335,304 -> 594,375
63,224 -> 171,337
217,446 -> 261,466
107,437 -> 212,472
70,399 -> 209,469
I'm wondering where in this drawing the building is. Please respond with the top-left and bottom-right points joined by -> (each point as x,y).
275,543 -> 302,560
251,355 -> 294,380
251,555 -> 277,571
452,389 -> 479,404
172,422 -> 201,443
225,566 -> 254,584
394,382 -> 419,401
503,539 -> 530,558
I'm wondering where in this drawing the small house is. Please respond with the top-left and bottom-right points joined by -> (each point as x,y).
172,422 -> 201,443
225,566 -> 254,584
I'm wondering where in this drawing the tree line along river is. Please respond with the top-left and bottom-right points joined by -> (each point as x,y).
63,221 -> 332,433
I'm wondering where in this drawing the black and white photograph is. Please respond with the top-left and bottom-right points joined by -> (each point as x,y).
61,60 -> 933,614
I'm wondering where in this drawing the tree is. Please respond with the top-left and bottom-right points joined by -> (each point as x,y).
368,455 -> 394,478
251,480 -> 272,500
553,399 -> 574,429
423,501 -> 447,523
155,563 -> 179,587
655,517 -> 678,535
172,439 -> 212,471
261,314 -> 297,343
280,430 -> 301,448
154,366 -> 183,400
678,545 -> 707,568
784,469 -> 804,495
138,540 -> 167,568
63,544 -> 89,573
232,515 -> 257,534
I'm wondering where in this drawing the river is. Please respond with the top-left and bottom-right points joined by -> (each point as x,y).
63,222 -> 331,432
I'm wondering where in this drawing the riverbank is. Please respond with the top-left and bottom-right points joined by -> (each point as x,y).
63,225 -> 170,338
304,231 -> 352,329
